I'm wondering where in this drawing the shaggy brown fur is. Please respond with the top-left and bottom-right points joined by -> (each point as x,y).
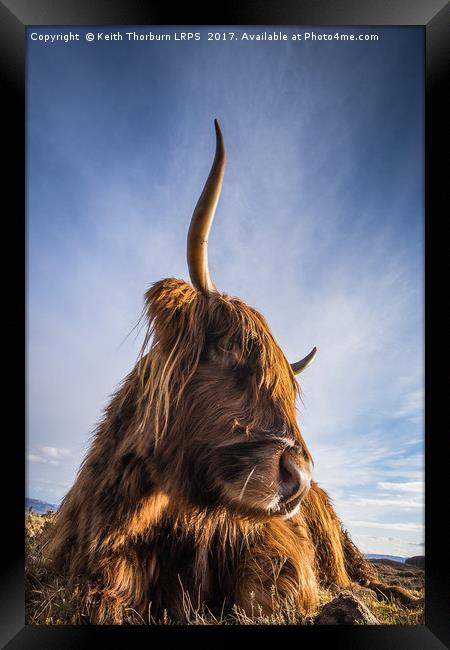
44,278 -> 416,623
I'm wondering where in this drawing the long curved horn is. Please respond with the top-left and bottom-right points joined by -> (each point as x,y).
291,347 -> 317,375
187,119 -> 225,294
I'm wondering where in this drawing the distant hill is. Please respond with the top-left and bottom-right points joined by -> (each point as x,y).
405,556 -> 425,568
25,497 -> 57,514
365,553 -> 406,563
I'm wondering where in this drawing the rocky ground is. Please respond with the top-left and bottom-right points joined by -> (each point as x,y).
370,558 -> 424,592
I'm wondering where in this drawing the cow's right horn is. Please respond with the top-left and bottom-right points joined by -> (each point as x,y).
186,119 -> 225,294
291,347 -> 317,375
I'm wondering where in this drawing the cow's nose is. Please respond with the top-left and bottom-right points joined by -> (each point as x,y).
278,450 -> 311,503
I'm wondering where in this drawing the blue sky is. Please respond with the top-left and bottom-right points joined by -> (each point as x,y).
27,26 -> 424,557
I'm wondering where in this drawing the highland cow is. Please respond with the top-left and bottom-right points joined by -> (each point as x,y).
45,120 -> 415,623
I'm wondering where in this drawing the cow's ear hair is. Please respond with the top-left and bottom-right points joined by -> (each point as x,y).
143,277 -> 206,354
145,278 -> 197,320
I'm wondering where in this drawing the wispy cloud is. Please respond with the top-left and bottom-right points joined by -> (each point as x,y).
347,497 -> 422,510
393,389 -> 424,423
27,446 -> 71,467
27,453 -> 59,466
368,536 -> 424,549
349,521 -> 424,533
378,481 -> 423,494
39,446 -> 70,460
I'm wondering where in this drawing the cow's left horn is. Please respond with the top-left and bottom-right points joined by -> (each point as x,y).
291,347 -> 317,375
187,119 -> 225,294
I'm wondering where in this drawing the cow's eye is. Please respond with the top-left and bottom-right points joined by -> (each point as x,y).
234,363 -> 253,383
217,343 -> 235,354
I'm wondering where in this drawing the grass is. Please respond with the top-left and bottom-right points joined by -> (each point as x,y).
25,512 -> 424,625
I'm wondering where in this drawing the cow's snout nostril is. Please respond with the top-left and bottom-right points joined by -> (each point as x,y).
278,450 -> 310,504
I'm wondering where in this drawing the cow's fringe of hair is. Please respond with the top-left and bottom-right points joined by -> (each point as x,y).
131,278 -> 300,449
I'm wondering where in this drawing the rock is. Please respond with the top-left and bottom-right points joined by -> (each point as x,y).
350,584 -> 378,599
314,590 -> 379,625
405,556 -> 425,568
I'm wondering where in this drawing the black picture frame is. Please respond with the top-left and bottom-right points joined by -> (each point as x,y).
2,0 -> 449,647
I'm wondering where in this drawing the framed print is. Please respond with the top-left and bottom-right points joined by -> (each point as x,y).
1,0 -> 449,647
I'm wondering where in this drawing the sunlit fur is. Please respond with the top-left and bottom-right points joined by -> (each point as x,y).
45,278 -> 414,623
